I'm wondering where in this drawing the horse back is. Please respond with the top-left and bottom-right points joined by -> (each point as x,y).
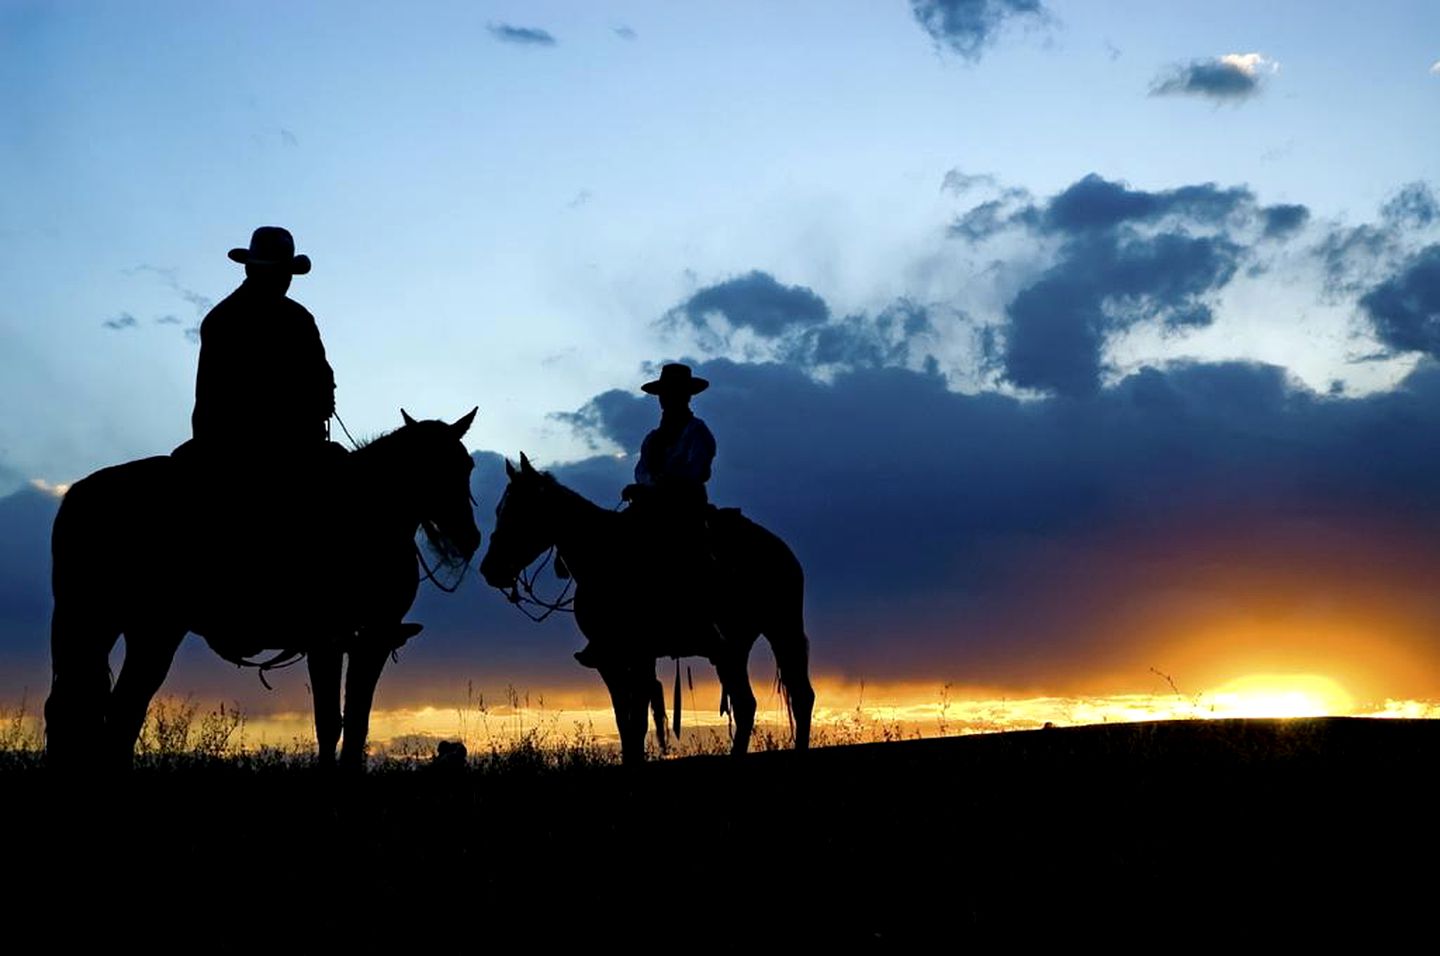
709,506 -> 803,587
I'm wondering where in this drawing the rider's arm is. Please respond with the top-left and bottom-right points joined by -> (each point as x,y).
674,419 -> 716,484
296,304 -> 336,420
634,430 -> 659,486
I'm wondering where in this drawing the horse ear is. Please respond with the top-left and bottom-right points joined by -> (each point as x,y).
451,407 -> 478,438
520,452 -> 535,475
401,409 -> 418,427
505,458 -> 517,479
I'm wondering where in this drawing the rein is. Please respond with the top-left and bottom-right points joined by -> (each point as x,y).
498,546 -> 576,622
232,648 -> 307,690
416,541 -> 472,593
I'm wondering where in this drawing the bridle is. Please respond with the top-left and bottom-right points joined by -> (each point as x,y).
500,545 -> 576,622
490,481 -> 576,622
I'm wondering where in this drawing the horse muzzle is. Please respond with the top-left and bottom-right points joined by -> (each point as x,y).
478,553 -> 516,590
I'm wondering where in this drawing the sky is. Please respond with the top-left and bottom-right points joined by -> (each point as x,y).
4,1 -> 1440,741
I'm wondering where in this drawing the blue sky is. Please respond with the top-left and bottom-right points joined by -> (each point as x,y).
4,1 -> 1440,713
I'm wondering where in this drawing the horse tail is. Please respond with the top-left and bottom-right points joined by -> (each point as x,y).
650,676 -> 668,753
761,528 -> 815,751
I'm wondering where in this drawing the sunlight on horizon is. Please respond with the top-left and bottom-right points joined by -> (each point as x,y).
5,672 -> 1434,755
1202,674 -> 1354,719
196,672 -> 1438,753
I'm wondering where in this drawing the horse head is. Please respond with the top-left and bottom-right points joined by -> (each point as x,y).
396,407 -> 482,566
479,452 -> 557,589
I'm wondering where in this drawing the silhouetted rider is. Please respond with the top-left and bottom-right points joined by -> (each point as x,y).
183,226 -> 336,456
624,363 -> 716,509
576,363 -> 720,668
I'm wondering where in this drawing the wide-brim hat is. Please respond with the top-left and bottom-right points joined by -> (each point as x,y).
228,226 -> 311,275
642,363 -> 709,396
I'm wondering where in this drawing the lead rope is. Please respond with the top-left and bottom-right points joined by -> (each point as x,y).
331,410 -> 360,450
672,658 -> 682,739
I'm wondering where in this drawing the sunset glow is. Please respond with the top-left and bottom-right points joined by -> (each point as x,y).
197,672 -> 1430,755
1203,674 -> 1354,719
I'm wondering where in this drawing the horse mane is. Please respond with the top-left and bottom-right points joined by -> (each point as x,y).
530,465 -> 606,512
348,426 -> 401,454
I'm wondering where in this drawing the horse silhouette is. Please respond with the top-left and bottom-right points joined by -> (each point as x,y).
479,454 -> 814,764
44,409 -> 481,770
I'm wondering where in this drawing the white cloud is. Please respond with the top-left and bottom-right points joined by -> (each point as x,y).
1219,52 -> 1278,76
29,478 -> 70,498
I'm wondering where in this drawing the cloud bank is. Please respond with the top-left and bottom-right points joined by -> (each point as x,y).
1151,53 -> 1276,102
910,0 -> 1046,62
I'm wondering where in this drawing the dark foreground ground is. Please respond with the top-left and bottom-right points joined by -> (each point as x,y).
5,717 -> 1439,948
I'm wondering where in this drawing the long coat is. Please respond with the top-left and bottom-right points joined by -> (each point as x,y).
190,279 -> 335,448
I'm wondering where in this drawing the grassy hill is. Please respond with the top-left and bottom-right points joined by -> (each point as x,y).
7,717 -> 1437,946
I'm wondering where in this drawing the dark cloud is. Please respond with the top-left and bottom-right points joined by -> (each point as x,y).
155,315 -> 182,325
1040,175 -> 1253,233
677,176 -> 1264,400
1003,232 -> 1242,395
538,356 -> 1440,692
551,387 -> 653,453
1316,224 -> 1397,295
0,486 -> 58,699
784,299 -> 941,372
946,187 -> 1035,241
280,128 -> 299,148
613,26 -> 637,41
1150,54 -> 1272,102
1381,183 -> 1438,231
103,313 -> 138,331
1262,203 -> 1310,239
949,199 -> 1012,241
666,271 -> 830,340
955,174 -> 1257,396
487,23 -> 557,46
661,271 -> 947,381
910,0 -> 1046,62
1360,244 -> 1440,357
567,189 -> 592,209
1316,183 -> 1439,294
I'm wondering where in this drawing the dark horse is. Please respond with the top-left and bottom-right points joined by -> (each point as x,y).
44,410 -> 481,770
479,454 -> 815,765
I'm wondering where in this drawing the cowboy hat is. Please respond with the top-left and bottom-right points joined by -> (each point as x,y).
227,226 -> 312,275
641,363 -> 709,396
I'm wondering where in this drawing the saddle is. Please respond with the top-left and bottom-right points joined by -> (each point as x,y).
629,502 -> 745,659
167,439 -> 360,661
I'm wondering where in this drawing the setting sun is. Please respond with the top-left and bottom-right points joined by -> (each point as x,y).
1203,674 -> 1354,719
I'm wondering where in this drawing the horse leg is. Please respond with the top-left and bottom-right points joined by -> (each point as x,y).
628,675 -> 654,761
714,636 -> 758,756
104,628 -> 186,767
768,624 -> 815,751
308,644 -> 343,768
338,638 -> 390,772
600,665 -> 646,766
650,676 -> 668,754
44,602 -> 119,767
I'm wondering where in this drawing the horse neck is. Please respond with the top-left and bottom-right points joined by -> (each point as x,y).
349,436 -> 423,538
546,480 -> 616,583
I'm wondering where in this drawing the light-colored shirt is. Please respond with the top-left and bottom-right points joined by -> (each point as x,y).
635,416 -> 716,488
